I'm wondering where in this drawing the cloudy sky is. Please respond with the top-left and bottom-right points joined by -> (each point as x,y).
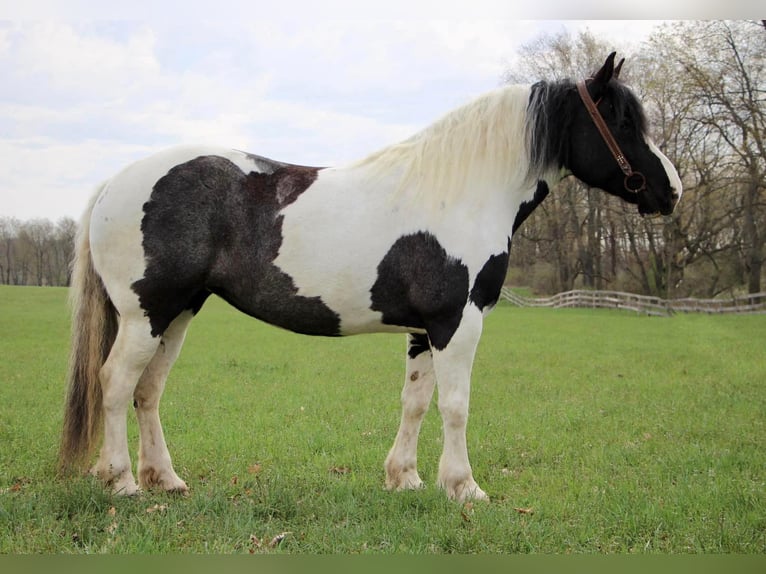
0,3 -> 743,221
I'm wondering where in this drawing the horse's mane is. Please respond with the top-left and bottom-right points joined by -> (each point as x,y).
351,84 -> 535,205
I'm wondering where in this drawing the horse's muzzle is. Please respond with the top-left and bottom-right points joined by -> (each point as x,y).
637,188 -> 679,217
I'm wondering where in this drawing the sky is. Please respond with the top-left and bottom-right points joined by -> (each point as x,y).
0,3 -> 751,221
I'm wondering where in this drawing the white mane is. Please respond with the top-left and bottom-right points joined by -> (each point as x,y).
352,84 -> 533,205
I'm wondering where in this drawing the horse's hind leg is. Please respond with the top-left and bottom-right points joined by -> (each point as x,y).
385,333 -> 436,491
93,317 -> 159,495
134,311 -> 193,494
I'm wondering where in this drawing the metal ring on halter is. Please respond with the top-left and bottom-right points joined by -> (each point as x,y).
624,171 -> 646,193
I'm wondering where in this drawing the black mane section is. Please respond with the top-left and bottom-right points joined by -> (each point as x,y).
609,81 -> 648,139
526,79 -> 576,176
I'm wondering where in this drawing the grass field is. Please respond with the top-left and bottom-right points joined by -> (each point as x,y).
0,285 -> 764,554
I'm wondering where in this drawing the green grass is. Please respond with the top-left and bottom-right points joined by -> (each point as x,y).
0,285 -> 764,554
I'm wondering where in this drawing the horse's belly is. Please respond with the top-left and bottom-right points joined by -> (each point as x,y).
265,261 -> 397,336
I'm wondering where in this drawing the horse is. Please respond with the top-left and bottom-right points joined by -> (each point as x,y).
59,53 -> 682,501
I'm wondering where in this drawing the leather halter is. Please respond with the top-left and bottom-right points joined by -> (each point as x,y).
576,80 -> 646,195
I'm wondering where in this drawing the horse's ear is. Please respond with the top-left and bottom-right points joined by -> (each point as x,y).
589,52 -> 617,99
614,57 -> 625,80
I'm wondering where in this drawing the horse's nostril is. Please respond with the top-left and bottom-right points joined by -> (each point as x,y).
671,189 -> 680,201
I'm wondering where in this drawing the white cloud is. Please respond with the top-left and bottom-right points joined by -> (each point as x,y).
11,22 -> 160,100
0,25 -> 11,56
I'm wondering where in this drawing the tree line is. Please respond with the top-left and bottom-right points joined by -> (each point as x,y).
2,21 -> 764,298
0,216 -> 76,287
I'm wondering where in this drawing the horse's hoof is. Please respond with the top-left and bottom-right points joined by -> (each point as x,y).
439,477 -> 489,502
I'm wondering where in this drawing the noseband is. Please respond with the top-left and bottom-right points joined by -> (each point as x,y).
576,80 -> 646,195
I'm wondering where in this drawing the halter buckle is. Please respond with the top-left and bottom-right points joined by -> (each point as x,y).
624,171 -> 646,194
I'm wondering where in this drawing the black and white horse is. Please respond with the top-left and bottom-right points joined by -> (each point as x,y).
60,53 -> 681,501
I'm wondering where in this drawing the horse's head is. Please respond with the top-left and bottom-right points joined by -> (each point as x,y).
566,53 -> 682,216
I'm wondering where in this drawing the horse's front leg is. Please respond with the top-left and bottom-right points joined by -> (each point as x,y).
385,333 -> 436,491
431,305 -> 488,502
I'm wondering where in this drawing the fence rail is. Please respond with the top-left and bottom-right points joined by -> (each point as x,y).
500,288 -> 766,316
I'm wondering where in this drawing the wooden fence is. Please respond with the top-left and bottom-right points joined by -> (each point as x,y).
500,288 -> 766,316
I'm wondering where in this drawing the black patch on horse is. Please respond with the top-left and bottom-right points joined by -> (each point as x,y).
132,155 -> 341,337
469,239 -> 511,311
370,232 -> 468,351
512,180 -> 550,235
407,333 -> 431,359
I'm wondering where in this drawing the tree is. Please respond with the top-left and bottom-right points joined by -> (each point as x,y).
648,21 -> 766,294
53,217 -> 77,286
0,217 -> 19,284
18,219 -> 55,286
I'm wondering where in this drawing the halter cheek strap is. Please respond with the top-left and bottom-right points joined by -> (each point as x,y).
576,80 -> 646,195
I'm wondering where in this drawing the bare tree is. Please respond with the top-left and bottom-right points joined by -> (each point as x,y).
18,219 -> 54,286
648,21 -> 766,294
0,217 -> 20,284
53,217 -> 77,286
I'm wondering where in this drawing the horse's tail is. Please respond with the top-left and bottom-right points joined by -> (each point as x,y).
59,182 -> 119,474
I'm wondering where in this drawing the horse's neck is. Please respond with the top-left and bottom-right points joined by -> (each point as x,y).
344,161 -> 542,243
